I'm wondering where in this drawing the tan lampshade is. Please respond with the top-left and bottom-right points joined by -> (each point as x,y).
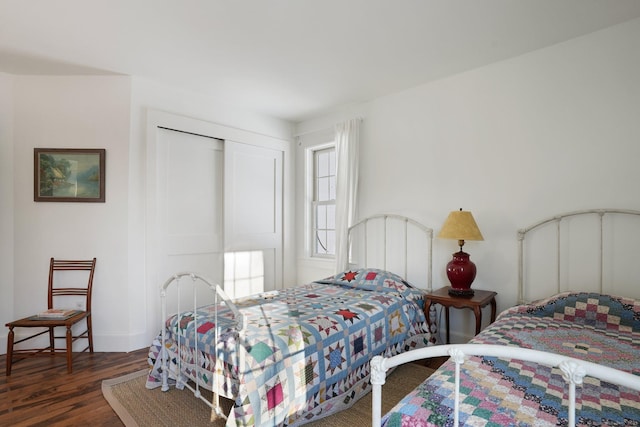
438,210 -> 484,241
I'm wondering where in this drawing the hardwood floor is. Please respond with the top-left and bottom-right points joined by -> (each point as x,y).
1,349 -> 448,427
0,348 -> 149,427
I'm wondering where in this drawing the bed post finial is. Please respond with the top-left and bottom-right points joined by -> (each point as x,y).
370,355 -> 387,385
370,355 -> 388,427
559,360 -> 587,427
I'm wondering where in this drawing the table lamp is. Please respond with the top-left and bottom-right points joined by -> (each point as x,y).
438,209 -> 484,296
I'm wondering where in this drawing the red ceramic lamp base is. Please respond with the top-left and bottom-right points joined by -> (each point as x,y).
445,250 -> 477,297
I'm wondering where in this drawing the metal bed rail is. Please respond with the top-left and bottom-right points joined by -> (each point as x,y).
159,272 -> 246,419
371,344 -> 640,427
517,208 -> 640,304
348,214 -> 434,292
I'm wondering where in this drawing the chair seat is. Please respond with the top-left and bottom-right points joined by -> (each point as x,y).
7,311 -> 89,328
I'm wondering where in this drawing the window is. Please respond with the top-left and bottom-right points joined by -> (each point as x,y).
312,147 -> 336,257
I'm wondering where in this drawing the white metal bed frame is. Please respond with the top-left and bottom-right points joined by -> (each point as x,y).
371,344 -> 640,427
156,214 -> 435,421
159,272 -> 246,419
517,208 -> 640,304
347,214 -> 434,292
371,208 -> 640,427
348,214 -> 438,339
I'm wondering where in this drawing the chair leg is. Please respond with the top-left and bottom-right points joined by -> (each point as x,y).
65,325 -> 73,373
6,327 -> 14,376
87,315 -> 94,352
49,326 -> 55,354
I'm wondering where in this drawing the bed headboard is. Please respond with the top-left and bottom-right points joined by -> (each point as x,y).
518,208 -> 640,304
347,214 -> 433,292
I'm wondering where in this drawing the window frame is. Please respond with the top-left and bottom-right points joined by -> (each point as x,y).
309,144 -> 336,259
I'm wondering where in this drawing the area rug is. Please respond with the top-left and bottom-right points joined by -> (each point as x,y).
102,363 -> 435,426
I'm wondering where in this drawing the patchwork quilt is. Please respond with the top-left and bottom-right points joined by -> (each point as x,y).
146,268 -> 431,426
382,292 -> 640,427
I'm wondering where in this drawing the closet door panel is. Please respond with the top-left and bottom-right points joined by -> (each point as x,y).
156,129 -> 224,290
225,141 -> 282,249
225,140 -> 283,291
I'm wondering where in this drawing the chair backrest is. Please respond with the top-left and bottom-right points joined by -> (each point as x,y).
47,258 -> 97,312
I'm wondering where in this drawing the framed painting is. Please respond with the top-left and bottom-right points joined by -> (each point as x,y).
34,148 -> 106,202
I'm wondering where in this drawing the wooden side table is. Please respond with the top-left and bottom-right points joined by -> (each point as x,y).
424,287 -> 497,344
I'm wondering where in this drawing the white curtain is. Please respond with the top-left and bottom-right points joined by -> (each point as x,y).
334,118 -> 361,274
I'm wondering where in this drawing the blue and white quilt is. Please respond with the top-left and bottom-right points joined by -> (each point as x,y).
146,268 -> 431,426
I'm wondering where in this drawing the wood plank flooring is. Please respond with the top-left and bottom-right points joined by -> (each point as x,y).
1,349 -> 447,426
0,348 -> 149,427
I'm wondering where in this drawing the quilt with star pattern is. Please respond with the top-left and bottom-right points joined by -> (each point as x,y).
145,268 -> 431,426
382,292 -> 640,427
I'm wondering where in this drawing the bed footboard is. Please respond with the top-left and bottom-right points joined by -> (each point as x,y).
159,272 -> 246,418
371,344 -> 640,427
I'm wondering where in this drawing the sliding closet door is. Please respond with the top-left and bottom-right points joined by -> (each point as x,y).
224,140 -> 283,296
156,129 -> 224,297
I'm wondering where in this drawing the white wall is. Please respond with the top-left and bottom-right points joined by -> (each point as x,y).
2,74 -> 294,353
0,73 -> 15,343
296,18 -> 640,342
8,76 -> 131,351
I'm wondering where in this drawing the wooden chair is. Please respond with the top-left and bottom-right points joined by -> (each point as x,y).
5,258 -> 97,375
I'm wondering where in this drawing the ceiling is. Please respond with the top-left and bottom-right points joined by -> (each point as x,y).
2,0 -> 640,123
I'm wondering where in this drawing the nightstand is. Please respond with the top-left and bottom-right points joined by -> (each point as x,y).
424,287 -> 497,344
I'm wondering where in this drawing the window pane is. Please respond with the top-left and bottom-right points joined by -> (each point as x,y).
327,204 -> 335,228
329,176 -> 336,200
316,204 -> 326,228
316,230 -> 327,254
329,150 -> 336,175
318,151 -> 329,177
326,230 -> 336,255
318,177 -> 330,201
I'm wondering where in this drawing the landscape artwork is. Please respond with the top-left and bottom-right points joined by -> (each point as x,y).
34,148 -> 105,202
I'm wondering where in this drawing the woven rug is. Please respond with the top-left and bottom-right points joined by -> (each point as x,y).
102,363 -> 435,426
